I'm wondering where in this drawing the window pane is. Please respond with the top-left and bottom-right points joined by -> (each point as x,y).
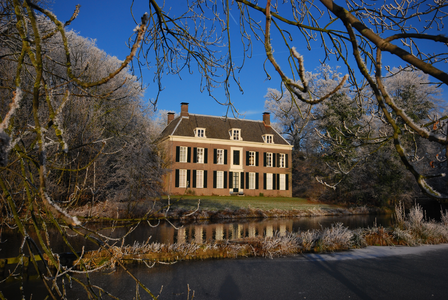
249,172 -> 255,189
217,171 -> 223,189
197,148 -> 204,163
249,151 -> 255,166
217,149 -> 224,164
279,154 -> 285,168
233,150 -> 240,165
266,173 -> 273,190
196,170 -> 203,188
266,153 -> 272,167
279,174 -> 286,190
179,147 -> 187,163
179,169 -> 187,188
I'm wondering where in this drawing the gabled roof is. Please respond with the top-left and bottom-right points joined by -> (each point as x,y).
158,114 -> 290,145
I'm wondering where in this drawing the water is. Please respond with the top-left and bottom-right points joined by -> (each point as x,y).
0,214 -> 392,259
1,214 -> 392,299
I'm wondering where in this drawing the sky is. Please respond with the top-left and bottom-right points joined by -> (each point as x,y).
51,1 -> 447,121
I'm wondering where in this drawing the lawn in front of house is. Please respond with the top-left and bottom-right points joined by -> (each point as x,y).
160,195 -> 338,211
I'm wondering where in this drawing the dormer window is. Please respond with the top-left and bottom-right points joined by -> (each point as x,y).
263,134 -> 274,144
194,128 -> 206,138
229,129 -> 242,141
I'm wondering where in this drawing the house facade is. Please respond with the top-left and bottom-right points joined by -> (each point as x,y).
157,103 -> 293,197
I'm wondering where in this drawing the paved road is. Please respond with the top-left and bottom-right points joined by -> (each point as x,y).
98,244 -> 448,300
4,244 -> 448,299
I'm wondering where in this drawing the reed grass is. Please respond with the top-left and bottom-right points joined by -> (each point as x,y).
65,203 -> 448,270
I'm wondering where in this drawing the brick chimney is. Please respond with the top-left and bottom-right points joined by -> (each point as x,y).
181,102 -> 189,117
263,112 -> 271,126
167,112 -> 175,125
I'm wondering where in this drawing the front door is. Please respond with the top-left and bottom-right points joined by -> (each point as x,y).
233,172 -> 239,193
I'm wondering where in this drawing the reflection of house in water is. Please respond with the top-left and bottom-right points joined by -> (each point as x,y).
172,220 -> 294,244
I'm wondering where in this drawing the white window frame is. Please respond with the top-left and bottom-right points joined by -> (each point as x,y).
179,169 -> 187,188
194,128 -> 206,138
249,172 -> 256,190
266,173 -> 273,190
266,152 -> 273,167
229,128 -> 242,141
216,171 -> 224,189
279,153 -> 286,168
179,146 -> 187,163
279,174 -> 286,190
249,151 -> 255,166
263,134 -> 274,144
196,170 -> 204,188
197,147 -> 204,164
217,149 -> 224,164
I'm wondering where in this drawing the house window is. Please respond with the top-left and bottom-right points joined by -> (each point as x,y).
196,170 -> 204,188
197,148 -> 204,164
179,169 -> 187,188
279,174 -> 286,190
266,173 -> 273,190
216,171 -> 224,189
194,128 -> 206,138
266,152 -> 273,167
279,153 -> 286,168
248,151 -> 255,166
179,146 -> 188,163
263,134 -> 274,144
217,149 -> 224,164
249,172 -> 256,190
229,129 -> 242,141
233,150 -> 240,165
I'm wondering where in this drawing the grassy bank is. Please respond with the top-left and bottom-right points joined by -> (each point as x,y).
160,196 -> 336,211
71,196 -> 383,221
64,204 -> 447,270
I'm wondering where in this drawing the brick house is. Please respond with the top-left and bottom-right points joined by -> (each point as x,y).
157,103 -> 293,197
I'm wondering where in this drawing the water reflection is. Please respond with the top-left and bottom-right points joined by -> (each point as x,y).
0,214 -> 392,259
164,215 -> 392,244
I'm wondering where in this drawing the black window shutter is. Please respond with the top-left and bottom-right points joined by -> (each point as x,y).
246,172 -> 249,189
286,174 -> 289,190
263,152 -> 267,167
213,149 -> 217,164
229,172 -> 233,189
175,169 -> 179,187
213,171 -> 217,188
273,153 -> 276,168
176,146 -> 180,162
187,147 -> 191,163
246,151 -> 249,166
276,174 -> 279,190
255,173 -> 259,189
277,153 -> 280,167
224,171 -> 227,188
193,148 -> 197,163
204,148 -> 208,164
286,154 -> 289,168
192,170 -> 197,188
240,172 -> 244,189
256,152 -> 259,166
187,170 -> 191,187
263,173 -> 266,190
204,171 -> 207,188
224,150 -> 228,164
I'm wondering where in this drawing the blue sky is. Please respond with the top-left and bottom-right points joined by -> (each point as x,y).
51,1 -> 447,121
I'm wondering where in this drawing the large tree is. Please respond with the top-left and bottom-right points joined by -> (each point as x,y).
1,0 -> 448,298
0,1 -> 165,298
118,0 -> 448,198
